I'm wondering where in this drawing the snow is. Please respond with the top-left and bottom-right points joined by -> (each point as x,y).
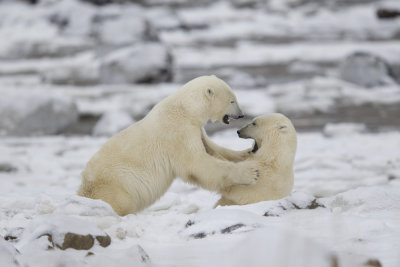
0,90 -> 78,136
92,110 -> 134,136
99,43 -> 171,84
323,123 -> 367,137
0,129 -> 399,266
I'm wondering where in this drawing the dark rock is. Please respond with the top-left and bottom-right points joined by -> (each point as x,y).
4,228 -> 24,242
96,235 -> 111,248
331,255 -> 339,267
307,199 -> 325,209
263,194 -> 326,217
21,215 -> 112,251
221,223 -> 245,234
263,211 -> 280,217
38,232 -> 111,250
60,233 -> 94,250
339,52 -> 397,87
377,8 -> 400,19
191,232 -> 207,239
364,259 -> 382,267
185,220 -> 195,228
80,0 -> 115,5
0,163 -> 17,173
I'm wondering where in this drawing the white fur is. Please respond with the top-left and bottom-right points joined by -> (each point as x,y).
213,113 -> 297,206
78,76 -> 259,216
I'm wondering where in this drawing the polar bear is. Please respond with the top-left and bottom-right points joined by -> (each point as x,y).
213,113 -> 297,206
78,75 -> 260,216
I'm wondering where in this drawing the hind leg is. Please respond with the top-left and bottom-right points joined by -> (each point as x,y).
214,196 -> 237,208
79,180 -> 136,216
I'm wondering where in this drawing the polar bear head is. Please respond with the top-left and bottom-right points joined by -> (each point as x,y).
180,75 -> 244,124
237,113 -> 297,156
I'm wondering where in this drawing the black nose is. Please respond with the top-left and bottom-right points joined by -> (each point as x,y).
238,115 -> 244,119
237,130 -> 240,135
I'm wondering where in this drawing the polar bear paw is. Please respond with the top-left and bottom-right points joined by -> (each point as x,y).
232,161 -> 259,185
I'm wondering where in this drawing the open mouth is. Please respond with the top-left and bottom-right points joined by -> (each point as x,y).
237,132 -> 258,153
251,141 -> 258,153
223,114 -> 230,124
223,114 -> 244,125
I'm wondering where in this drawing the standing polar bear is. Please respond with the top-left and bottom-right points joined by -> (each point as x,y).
78,76 -> 260,216
211,113 -> 297,206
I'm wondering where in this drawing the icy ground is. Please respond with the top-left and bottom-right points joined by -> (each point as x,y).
0,128 -> 399,267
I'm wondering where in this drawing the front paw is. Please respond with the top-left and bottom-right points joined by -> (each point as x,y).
233,162 -> 259,185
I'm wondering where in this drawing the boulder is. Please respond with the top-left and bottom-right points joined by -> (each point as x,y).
377,8 -> 400,19
0,91 -> 78,136
339,52 -> 397,87
41,53 -> 100,85
99,43 -> 172,84
96,16 -> 147,46
92,110 -> 134,136
18,214 -> 111,251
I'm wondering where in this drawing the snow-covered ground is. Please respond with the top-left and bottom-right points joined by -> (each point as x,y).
1,0 -> 400,266
1,129 -> 400,267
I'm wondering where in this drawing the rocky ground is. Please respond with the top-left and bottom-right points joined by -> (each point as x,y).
0,0 -> 400,136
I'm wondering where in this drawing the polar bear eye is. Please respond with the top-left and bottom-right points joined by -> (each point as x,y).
252,122 -> 256,126
230,101 -> 235,104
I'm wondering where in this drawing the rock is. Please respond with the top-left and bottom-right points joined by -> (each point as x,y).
96,16 -> 147,46
376,8 -> 400,19
58,233 -> 94,250
0,162 -> 17,173
0,238 -> 21,267
0,91 -> 78,136
41,53 -> 100,85
339,52 -> 397,87
19,214 -> 111,251
99,42 -> 172,84
95,235 -> 112,248
51,0 -> 96,37
92,110 -> 134,136
364,259 -> 382,267
4,228 -> 24,243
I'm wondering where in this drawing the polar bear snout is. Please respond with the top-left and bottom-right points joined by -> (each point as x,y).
237,128 -> 251,139
223,112 -> 244,124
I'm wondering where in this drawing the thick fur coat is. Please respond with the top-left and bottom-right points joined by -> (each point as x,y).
212,113 -> 297,206
78,76 -> 259,215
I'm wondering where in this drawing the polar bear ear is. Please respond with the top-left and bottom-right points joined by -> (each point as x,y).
205,88 -> 214,100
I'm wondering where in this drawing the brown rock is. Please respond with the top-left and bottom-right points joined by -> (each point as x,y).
96,235 -> 111,248
60,233 -> 94,250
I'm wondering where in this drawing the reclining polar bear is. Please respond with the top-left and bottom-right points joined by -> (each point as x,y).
78,75 -> 259,216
